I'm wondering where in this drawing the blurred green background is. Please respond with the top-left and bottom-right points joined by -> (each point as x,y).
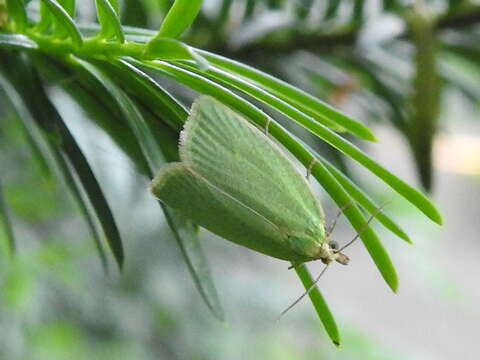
1,0 -> 480,359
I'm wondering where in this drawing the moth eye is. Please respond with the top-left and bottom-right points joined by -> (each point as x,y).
328,240 -> 339,250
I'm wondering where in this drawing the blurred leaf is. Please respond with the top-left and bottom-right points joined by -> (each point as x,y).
440,46 -> 480,101
0,179 -> 15,255
36,0 -> 53,32
383,0 -> 400,11
346,58 -> 408,134
0,32 -> 37,49
3,264 -> 33,310
352,0 -> 365,23
295,0 -> 314,20
408,7 -> 441,191
13,110 -> 54,181
0,63 -> 109,270
213,0 -> 232,30
243,0 -> 255,20
30,54 -> 151,177
162,209 -> 225,321
73,58 -> 165,173
0,52 -> 123,270
120,0 -> 148,27
53,150 -> 109,271
6,0 -> 27,33
29,322 -> 88,359
325,0 -> 341,20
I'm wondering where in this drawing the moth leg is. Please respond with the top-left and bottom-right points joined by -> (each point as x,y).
264,118 -> 271,136
306,159 -> 316,181
326,201 -> 354,237
288,262 -> 303,270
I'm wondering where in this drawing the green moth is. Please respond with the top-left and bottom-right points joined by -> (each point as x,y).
150,96 -> 349,267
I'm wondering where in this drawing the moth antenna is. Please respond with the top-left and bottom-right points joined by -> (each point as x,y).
277,264 -> 330,320
306,159 -> 316,180
326,201 -> 354,237
336,202 -> 390,253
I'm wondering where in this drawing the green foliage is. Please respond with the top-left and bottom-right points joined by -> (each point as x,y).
0,180 -> 15,254
156,0 -> 202,39
40,0 -> 82,47
5,0 -> 26,33
2,0 -> 472,346
408,4 -> 441,191
144,37 -> 208,69
151,96 -> 336,264
295,264 -> 340,346
95,0 -> 124,42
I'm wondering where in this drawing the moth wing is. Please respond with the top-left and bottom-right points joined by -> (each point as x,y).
151,163 -> 309,262
179,96 -> 325,238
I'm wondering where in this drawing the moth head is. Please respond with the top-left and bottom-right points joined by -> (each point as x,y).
316,241 -> 350,265
328,240 -> 350,265
328,240 -> 339,251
